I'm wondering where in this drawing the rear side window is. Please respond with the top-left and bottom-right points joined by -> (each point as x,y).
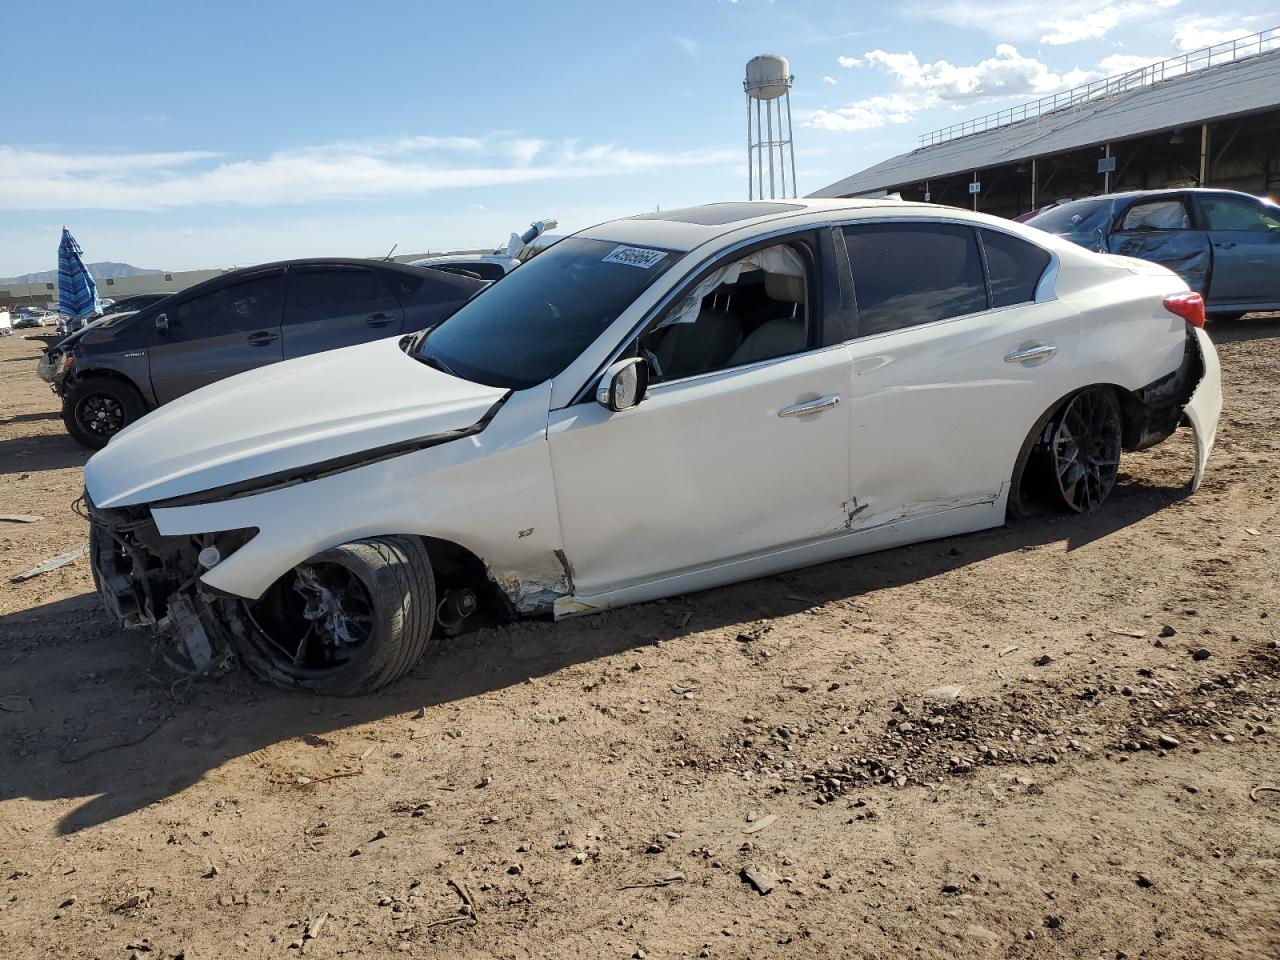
1119,199 -> 1189,231
379,269 -> 424,298
1199,195 -> 1280,231
288,268 -> 382,311
981,230 -> 1050,307
173,273 -> 282,331
387,267 -> 476,302
843,222 -> 987,336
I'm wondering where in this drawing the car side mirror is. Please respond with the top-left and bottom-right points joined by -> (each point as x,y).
155,312 -> 170,335
596,357 -> 649,412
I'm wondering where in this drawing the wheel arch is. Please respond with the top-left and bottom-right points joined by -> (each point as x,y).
65,366 -> 151,408
1007,382 -> 1137,518
417,534 -> 518,620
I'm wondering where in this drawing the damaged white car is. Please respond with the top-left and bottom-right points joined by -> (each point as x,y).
84,200 -> 1222,694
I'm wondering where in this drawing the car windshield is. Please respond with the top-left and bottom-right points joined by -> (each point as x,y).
1027,197 -> 1117,240
414,236 -> 677,389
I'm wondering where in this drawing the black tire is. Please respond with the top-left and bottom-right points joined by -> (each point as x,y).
62,377 -> 148,449
1045,387 -> 1123,513
213,536 -> 437,695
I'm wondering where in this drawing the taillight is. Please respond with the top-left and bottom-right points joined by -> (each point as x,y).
1163,291 -> 1205,328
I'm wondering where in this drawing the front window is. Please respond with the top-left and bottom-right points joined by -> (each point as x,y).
415,237 -> 677,389
1027,197 -> 1117,242
1119,199 -> 1190,231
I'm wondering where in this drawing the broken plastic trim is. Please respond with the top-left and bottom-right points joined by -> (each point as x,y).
148,395 -> 509,510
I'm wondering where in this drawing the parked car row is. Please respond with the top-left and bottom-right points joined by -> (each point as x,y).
83,199 -> 1221,695
1026,188 -> 1280,318
40,259 -> 485,447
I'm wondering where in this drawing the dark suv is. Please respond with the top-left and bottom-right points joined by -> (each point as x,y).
41,258 -> 485,448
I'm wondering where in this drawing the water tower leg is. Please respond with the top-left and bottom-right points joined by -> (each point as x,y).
785,90 -> 798,199
756,99 -> 764,200
746,94 -> 754,200
766,99 -> 777,199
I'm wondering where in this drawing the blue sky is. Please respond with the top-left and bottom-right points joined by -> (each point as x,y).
1,0 -> 1273,274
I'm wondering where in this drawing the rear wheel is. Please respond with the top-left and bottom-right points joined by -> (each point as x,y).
62,378 -> 147,449
1047,387 -> 1122,512
214,536 -> 437,695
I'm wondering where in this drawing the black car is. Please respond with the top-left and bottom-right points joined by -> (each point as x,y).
1026,188 -> 1280,319
41,258 -> 485,448
57,293 -> 175,337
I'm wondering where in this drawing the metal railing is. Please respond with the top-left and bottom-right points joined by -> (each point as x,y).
918,26 -> 1280,148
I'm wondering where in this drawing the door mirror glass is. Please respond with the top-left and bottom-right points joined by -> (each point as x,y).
597,357 -> 649,412
155,312 -> 170,335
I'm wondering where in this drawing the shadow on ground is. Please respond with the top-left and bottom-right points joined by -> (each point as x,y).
0,432 -> 90,475
0,474 -> 1190,835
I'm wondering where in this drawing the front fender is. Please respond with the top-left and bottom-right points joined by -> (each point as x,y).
150,383 -> 568,612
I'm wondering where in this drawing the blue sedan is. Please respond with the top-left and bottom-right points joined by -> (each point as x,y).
1027,188 -> 1280,319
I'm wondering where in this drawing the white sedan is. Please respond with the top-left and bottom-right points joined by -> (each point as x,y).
84,200 -> 1222,694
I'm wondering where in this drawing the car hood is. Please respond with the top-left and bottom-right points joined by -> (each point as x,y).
85,336 -> 509,508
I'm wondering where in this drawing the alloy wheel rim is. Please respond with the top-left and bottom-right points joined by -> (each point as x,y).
246,561 -> 376,672
1051,390 -> 1121,512
77,394 -> 125,436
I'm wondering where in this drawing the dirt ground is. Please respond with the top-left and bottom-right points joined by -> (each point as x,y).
1,320 -> 1278,960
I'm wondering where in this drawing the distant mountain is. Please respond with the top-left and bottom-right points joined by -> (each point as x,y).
0,262 -> 164,284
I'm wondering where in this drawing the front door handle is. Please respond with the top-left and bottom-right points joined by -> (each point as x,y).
1214,240 -> 1236,249
247,331 -> 279,347
779,394 -> 840,418
366,313 -> 395,327
1005,342 -> 1057,364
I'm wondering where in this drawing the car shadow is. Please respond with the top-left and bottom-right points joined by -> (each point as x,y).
1209,311 -> 1280,344
0,475 -> 1190,835
0,410 -> 60,426
0,432 -> 90,475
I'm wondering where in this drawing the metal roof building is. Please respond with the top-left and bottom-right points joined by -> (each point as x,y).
810,28 -> 1280,217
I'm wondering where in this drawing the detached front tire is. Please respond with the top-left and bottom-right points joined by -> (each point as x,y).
62,377 -> 148,449
216,535 -> 437,695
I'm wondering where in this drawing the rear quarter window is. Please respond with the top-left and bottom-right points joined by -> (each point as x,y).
980,230 -> 1051,307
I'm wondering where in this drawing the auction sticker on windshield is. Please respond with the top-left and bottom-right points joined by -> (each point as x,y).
603,245 -> 667,269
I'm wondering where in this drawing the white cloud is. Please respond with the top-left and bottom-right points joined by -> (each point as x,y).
0,137 -> 737,212
808,41 -> 1169,134
822,75 -> 838,85
904,0 -> 1181,46
836,55 -> 863,68
1172,19 -> 1254,52
807,94 -> 919,131
1096,53 -> 1162,75
860,44 -> 1078,102
674,36 -> 698,58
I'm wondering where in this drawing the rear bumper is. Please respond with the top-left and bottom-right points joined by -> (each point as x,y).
1183,326 -> 1222,492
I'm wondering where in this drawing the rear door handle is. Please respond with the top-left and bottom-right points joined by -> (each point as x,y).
779,395 -> 840,418
366,313 -> 395,327
247,331 -> 278,347
1004,342 -> 1057,364
1214,240 -> 1236,249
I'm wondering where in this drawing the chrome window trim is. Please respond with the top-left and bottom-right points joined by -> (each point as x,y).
834,215 -> 1062,343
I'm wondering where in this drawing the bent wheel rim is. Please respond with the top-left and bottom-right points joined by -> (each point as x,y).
1051,390 -> 1121,512
76,393 -> 125,436
242,560 -> 377,675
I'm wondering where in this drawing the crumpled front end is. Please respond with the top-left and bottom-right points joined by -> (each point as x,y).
85,494 -> 255,670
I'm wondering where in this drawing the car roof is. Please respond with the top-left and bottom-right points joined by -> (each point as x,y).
578,198 -> 936,252
1054,188 -> 1265,205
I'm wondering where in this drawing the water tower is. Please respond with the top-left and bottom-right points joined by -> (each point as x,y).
744,54 -> 797,200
